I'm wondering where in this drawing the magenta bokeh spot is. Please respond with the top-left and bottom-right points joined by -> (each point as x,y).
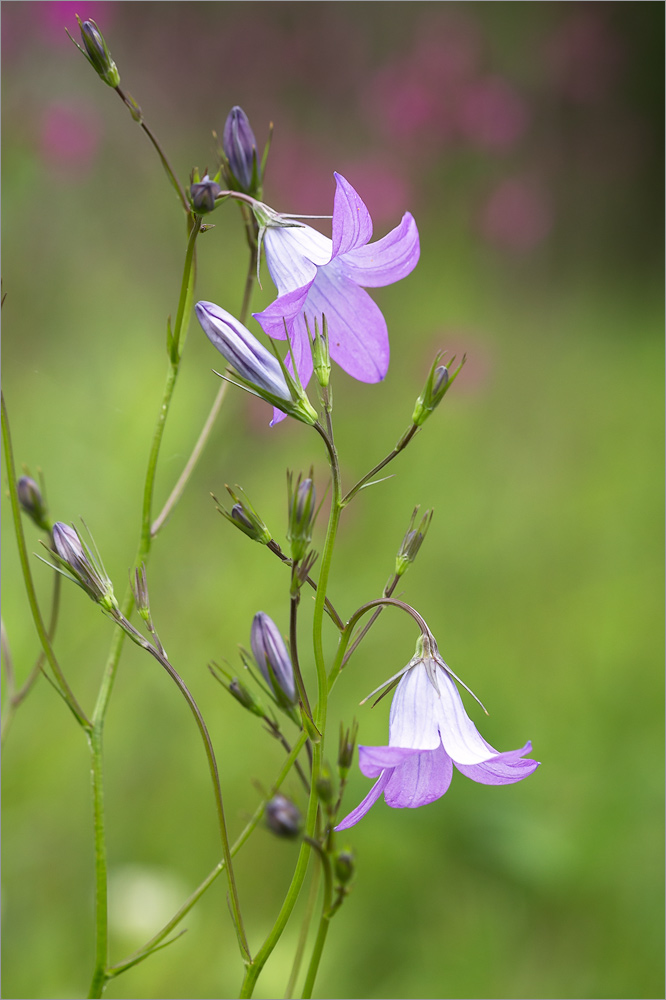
41,103 -> 101,173
481,177 -> 552,252
458,77 -> 529,152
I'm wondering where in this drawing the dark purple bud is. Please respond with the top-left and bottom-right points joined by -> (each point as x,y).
223,106 -> 258,193
17,476 -> 49,532
189,175 -> 222,214
214,485 -> 272,544
266,794 -> 302,838
251,612 -> 296,707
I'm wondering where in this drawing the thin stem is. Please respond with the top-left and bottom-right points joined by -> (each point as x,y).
116,614 -> 250,962
114,86 -> 189,214
87,726 -> 109,999
301,853 -> 333,1000
1,393 -> 90,730
284,863 -> 321,1000
1,571 -> 62,745
268,543 -> 344,631
108,731 -> 309,979
151,223 -> 258,537
289,583 -> 315,725
170,214 -> 202,361
240,419 -> 344,999
340,573 -> 399,670
342,423 -> 419,506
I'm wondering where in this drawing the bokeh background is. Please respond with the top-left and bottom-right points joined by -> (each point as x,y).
2,3 -> 663,999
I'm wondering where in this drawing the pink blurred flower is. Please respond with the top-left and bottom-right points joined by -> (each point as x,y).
458,76 -> 529,152
480,177 -> 552,252
41,102 -> 101,174
337,157 -> 412,225
545,10 -> 623,105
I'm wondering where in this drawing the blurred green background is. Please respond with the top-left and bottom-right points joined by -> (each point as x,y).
2,3 -> 663,998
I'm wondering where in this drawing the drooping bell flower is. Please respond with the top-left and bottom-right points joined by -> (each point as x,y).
252,173 -> 420,420
336,634 -> 539,830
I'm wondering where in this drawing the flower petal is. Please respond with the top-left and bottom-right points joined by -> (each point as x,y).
433,666 -> 513,766
331,173 -> 373,258
455,742 -> 540,785
339,213 -> 420,288
303,266 -> 389,382
384,745 -> 453,808
334,770 -> 391,831
358,744 -> 424,778
263,224 -> 331,296
388,662 -> 442,750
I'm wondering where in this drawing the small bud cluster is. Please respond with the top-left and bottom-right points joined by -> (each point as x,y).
287,470 -> 316,564
395,507 -> 433,578
213,485 -> 272,545
412,353 -> 466,427
49,522 -> 118,612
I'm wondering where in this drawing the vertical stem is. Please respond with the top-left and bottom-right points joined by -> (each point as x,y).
87,726 -> 109,999
239,419 -> 343,999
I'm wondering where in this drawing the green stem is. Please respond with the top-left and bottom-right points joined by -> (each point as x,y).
150,221 -> 257,537
240,419 -> 343,999
87,725 -> 109,999
1,393 -> 90,729
301,853 -> 333,1000
108,732 -> 308,979
341,423 -> 419,506
117,614 -> 250,961
284,862 -> 321,1000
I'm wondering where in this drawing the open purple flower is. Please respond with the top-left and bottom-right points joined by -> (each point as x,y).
335,636 -> 539,830
253,172 -> 420,417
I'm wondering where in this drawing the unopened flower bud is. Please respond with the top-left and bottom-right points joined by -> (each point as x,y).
395,508 -> 433,577
251,612 -> 296,708
228,678 -> 266,718
17,476 -> 50,532
68,16 -> 120,88
223,106 -> 258,194
51,522 -> 117,611
338,720 -> 359,779
308,315 -> 331,388
214,485 -> 272,545
189,174 -> 222,214
266,794 -> 302,838
196,301 -> 317,426
287,471 -> 316,563
316,765 -> 335,805
334,849 -> 355,885
412,353 -> 465,427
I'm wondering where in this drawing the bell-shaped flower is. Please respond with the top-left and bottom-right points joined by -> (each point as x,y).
252,173 -> 420,419
335,635 -> 539,830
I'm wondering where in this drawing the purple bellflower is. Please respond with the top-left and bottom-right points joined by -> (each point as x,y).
253,172 -> 420,420
336,634 -> 539,831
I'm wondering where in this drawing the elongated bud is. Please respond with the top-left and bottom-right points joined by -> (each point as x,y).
17,476 -> 50,532
50,522 -> 117,611
189,173 -> 222,214
266,794 -> 302,838
251,612 -> 296,707
338,719 -> 359,780
308,315 -> 331,388
68,16 -> 120,87
196,301 -> 317,426
395,507 -> 433,577
223,106 -> 258,195
213,486 -> 272,545
412,353 -> 465,426
334,849 -> 355,885
287,470 -> 316,563
316,764 -> 335,805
